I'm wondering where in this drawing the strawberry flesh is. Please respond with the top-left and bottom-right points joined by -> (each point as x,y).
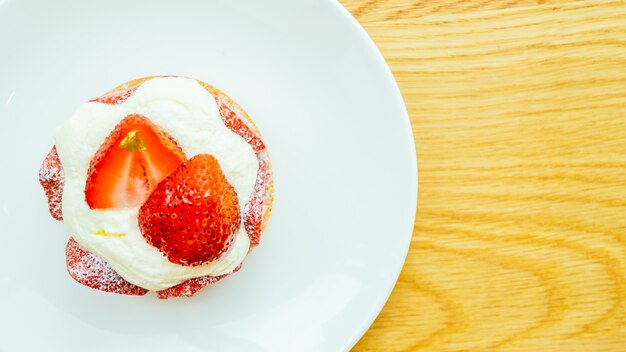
244,158 -> 270,247
138,154 -> 240,266
89,85 -> 140,105
156,266 -> 239,299
65,237 -> 148,295
217,102 -> 265,153
39,146 -> 64,221
200,84 -> 271,247
85,114 -> 186,209
66,237 -> 234,298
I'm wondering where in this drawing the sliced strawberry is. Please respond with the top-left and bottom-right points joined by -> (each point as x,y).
85,114 -> 186,209
156,267 -> 239,299
244,157 -> 270,247
65,237 -> 148,296
138,154 -> 240,266
198,83 -> 266,154
89,85 -> 140,105
217,102 -> 265,153
196,82 -> 273,247
39,146 -> 65,221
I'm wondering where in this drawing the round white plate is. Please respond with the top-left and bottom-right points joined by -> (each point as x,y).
0,0 -> 416,351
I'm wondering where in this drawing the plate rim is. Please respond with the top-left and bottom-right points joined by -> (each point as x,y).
330,1 -> 418,349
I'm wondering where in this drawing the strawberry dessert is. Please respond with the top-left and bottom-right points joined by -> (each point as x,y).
39,76 -> 273,299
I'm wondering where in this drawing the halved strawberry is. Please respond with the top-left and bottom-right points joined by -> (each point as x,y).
197,82 -> 273,247
65,237 -> 148,295
138,154 -> 240,266
85,114 -> 186,209
39,146 -> 65,221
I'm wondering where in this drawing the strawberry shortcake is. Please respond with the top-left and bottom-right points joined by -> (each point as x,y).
39,76 -> 273,299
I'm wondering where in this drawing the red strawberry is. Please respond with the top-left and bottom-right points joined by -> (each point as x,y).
85,114 -> 186,209
197,83 -> 272,246
39,146 -> 65,221
196,81 -> 266,154
89,85 -> 140,105
216,101 -> 265,153
244,158 -> 270,247
65,237 -> 148,295
156,266 -> 240,299
138,154 -> 240,266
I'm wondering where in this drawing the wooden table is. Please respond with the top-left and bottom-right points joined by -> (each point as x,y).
340,1 -> 626,351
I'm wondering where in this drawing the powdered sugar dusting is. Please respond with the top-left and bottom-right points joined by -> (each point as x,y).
65,237 -> 148,295
156,265 -> 241,299
45,77 -> 274,297
245,152 -> 272,247
57,77 -> 254,291
66,236 -> 241,298
216,100 -> 265,153
89,85 -> 140,105
39,146 -> 64,221
202,83 -> 274,247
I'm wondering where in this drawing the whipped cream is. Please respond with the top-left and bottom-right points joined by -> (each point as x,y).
55,77 -> 259,291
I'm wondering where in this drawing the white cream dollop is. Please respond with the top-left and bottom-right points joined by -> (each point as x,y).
54,77 -> 258,291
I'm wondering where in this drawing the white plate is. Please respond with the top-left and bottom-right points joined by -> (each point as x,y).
0,0 -> 416,350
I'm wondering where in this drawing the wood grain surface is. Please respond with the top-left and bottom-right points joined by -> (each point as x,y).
339,0 -> 626,351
